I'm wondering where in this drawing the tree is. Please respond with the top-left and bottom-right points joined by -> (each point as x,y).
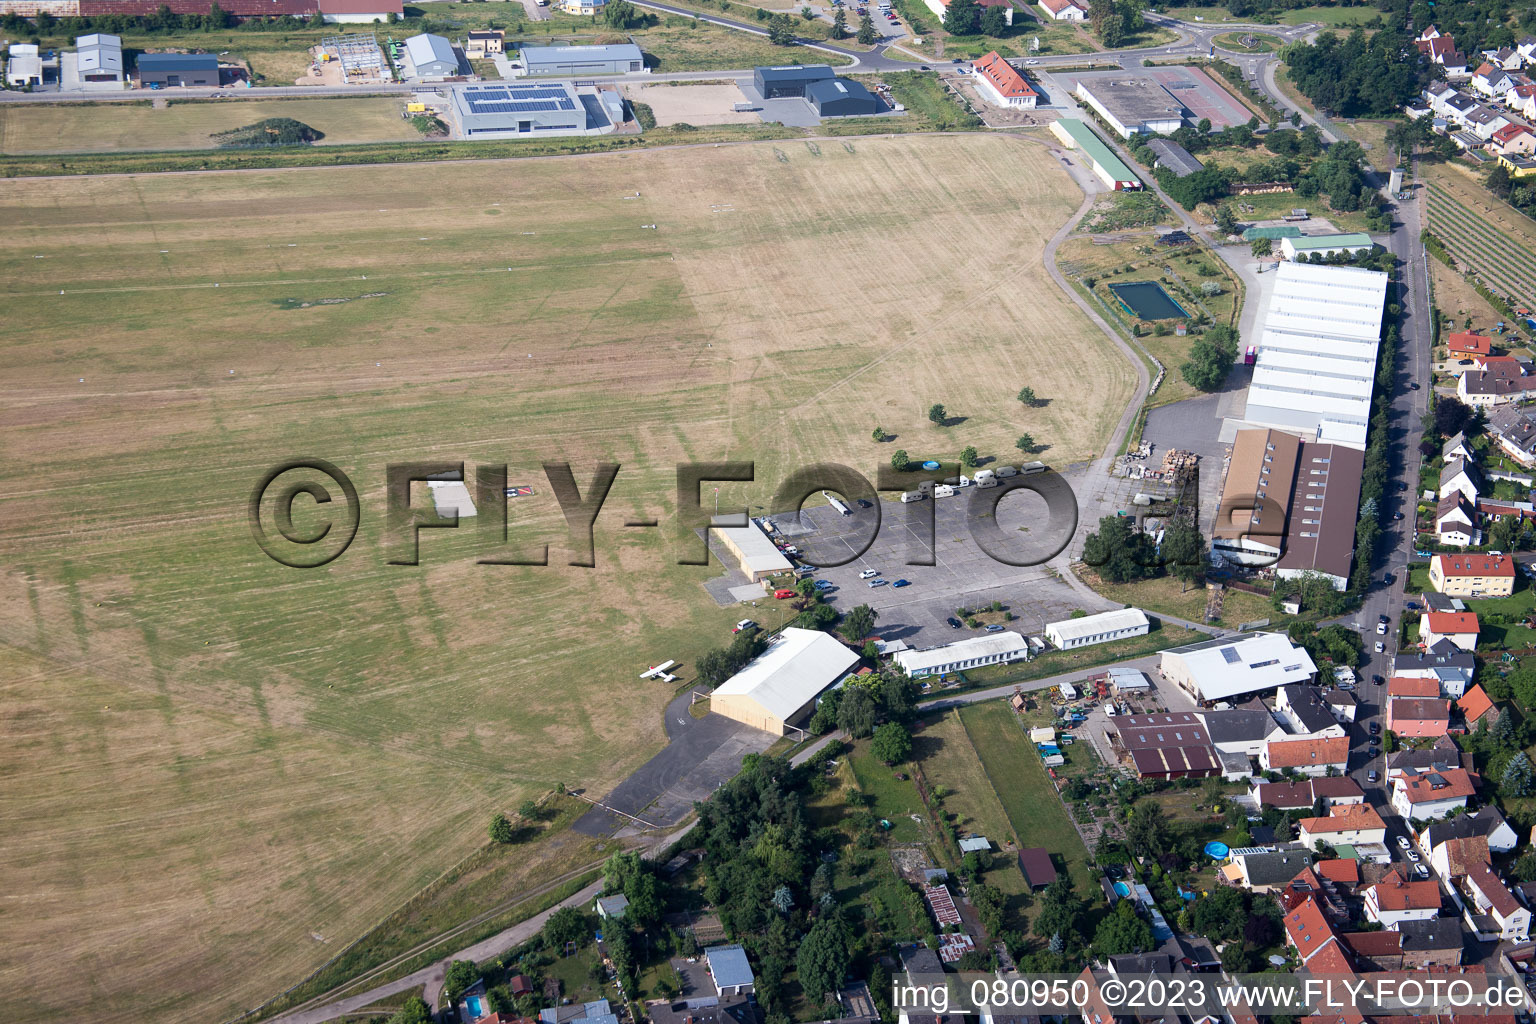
1017,386 -> 1038,406
857,12 -> 877,43
207,1 -> 234,28
1214,204 -> 1240,234
544,905 -> 587,951
832,6 -> 848,37
1251,237 -> 1274,257
797,915 -> 853,1004
1033,878 -> 1085,941
1504,751 -> 1535,797
840,603 -> 878,643
1094,900 -> 1154,956
1162,523 -> 1206,591
488,813 -> 514,844
1016,434 -> 1036,453
444,960 -> 480,1002
871,722 -> 913,764
1125,801 -> 1170,860
387,997 -> 433,1024
772,884 -> 795,913
980,4 -> 1008,35
928,403 -> 948,425
944,0 -> 981,33
626,870 -> 663,926
519,798 -> 538,819
1180,324 -> 1238,392
960,446 -> 979,468
767,13 -> 797,44
802,4 -> 816,18
603,0 -> 645,27
837,684 -> 878,738
891,449 -> 911,471
1082,513 -> 1157,584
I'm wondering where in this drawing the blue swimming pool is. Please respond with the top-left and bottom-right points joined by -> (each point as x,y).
466,996 -> 485,1019
1113,881 -> 1131,898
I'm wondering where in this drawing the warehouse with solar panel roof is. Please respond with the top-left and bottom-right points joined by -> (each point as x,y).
447,82 -> 626,138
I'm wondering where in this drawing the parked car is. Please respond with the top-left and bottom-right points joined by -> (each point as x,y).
1393,511 -> 1405,520
734,619 -> 757,633
1407,849 -> 1421,863
893,579 -> 911,588
1377,621 -> 1388,634
1409,381 -> 1421,390
1374,641 -> 1385,653
1382,572 -> 1395,585
859,569 -> 880,579
857,499 -> 873,508
1373,674 -> 1384,685
868,579 -> 888,588
814,579 -> 833,590
985,624 -> 1005,632
1414,863 -> 1431,879
1405,601 -> 1420,611
1370,722 -> 1381,736
1397,835 -> 1411,850
947,617 -> 962,628
774,588 -> 796,599
1368,770 -> 1380,783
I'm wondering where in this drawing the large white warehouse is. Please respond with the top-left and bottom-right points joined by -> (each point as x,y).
1242,262 -> 1389,450
709,628 -> 859,736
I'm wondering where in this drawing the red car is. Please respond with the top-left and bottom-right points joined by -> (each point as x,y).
774,589 -> 796,599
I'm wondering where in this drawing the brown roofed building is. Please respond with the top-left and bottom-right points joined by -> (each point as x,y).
1213,428 -> 1298,568
1459,684 -> 1498,728
1261,734 -> 1350,775
1277,441 -> 1365,589
1018,847 -> 1056,889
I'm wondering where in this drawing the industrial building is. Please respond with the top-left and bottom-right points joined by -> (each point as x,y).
1073,76 -> 1185,138
754,63 -> 834,99
445,82 -> 622,139
1043,607 -> 1149,649
403,33 -> 459,79
892,631 -> 1031,677
517,43 -> 644,77
76,33 -> 123,82
972,50 -> 1037,109
1212,428 -> 1364,590
1280,233 -> 1376,262
1049,118 -> 1142,190
4,42 -> 52,86
1159,632 -> 1318,704
1107,711 -> 1221,780
1242,261 -> 1389,450
707,628 -> 859,736
317,0 -> 402,20
709,518 -> 793,581
136,52 -> 219,87
1146,137 -> 1203,177
806,77 -> 878,116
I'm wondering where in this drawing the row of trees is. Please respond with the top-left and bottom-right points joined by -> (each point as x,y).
941,0 -> 1014,37
1081,511 -> 1207,590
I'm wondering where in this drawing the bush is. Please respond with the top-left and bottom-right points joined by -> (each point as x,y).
212,117 -> 323,148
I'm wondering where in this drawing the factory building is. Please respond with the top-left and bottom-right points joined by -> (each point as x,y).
806,77 -> 877,116
448,82 -> 590,137
403,33 -> 459,79
1073,76 -> 1185,138
517,43 -> 644,77
754,63 -> 834,99
136,52 -> 219,87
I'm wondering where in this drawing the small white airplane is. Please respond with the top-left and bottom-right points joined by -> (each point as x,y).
639,659 -> 678,680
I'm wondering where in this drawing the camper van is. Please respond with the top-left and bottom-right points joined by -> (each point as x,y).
1019,461 -> 1047,476
900,490 -> 926,503
933,484 -> 957,498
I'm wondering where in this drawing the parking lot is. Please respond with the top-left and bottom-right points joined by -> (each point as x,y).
762,487 -> 1104,648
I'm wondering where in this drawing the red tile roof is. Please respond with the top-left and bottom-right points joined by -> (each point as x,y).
1433,552 -> 1515,578
1298,803 -> 1387,835
1395,766 -> 1477,803
1342,929 -> 1401,956
1317,858 -> 1360,885
1494,123 -> 1534,145
1441,835 -> 1492,877
973,51 -> 1037,99
1267,734 -> 1350,769
1284,895 -> 1339,962
1371,868 -> 1442,911
1302,939 -> 1356,976
1447,331 -> 1493,356
1388,677 -> 1441,698
1468,861 -> 1522,917
1460,684 -> 1496,725
1422,611 -> 1481,635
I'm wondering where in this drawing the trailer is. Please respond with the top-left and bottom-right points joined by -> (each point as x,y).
1019,461 -> 1047,476
823,490 -> 852,516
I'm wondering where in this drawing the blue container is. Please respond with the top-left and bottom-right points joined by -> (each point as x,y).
922,460 -> 940,470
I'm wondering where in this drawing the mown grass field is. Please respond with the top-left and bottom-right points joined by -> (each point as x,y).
0,133 -> 1134,1023
0,97 -> 422,154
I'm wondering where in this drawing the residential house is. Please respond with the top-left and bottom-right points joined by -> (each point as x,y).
1489,404 -> 1536,466
1387,696 -> 1452,737
594,894 -> 628,919
1391,766 -> 1478,821
1275,684 -> 1348,739
1520,34 -> 1536,62
972,51 -> 1038,109
1447,332 -> 1493,360
1391,639 -> 1476,698
1199,706 -> 1284,757
1283,893 -> 1343,964
1323,687 -> 1358,723
465,30 -> 505,56
704,945 -> 755,996
1419,806 -> 1519,856
1489,46 -> 1526,71
1458,366 -> 1536,405
1250,776 -> 1365,812
1419,611 -> 1480,651
1037,0 -> 1087,18
1474,63 -> 1514,97
1443,431 -> 1477,461
1435,493 -> 1480,547
1459,684 -> 1500,729
1389,677 -> 1443,698
1297,803 -> 1388,848
1388,735 -> 1472,778
1345,920 -> 1465,968
1461,862 -> 1531,940
1440,457 -> 1482,504
1235,849 -> 1314,892
1365,867 -> 1443,927
1494,122 -> 1536,155
1427,833 -> 1491,881
1431,553 -> 1516,597
1260,735 -> 1351,776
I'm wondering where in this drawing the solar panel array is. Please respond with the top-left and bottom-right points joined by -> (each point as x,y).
462,85 -> 577,114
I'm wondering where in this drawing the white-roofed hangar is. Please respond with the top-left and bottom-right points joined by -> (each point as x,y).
1242,261 -> 1389,450
517,43 -> 644,77
709,628 -> 860,736
710,518 -> 792,581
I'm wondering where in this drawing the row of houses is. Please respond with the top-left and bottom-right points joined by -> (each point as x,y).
1433,428 -> 1536,548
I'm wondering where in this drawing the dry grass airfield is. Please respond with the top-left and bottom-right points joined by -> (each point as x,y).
0,133 -> 1134,1022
